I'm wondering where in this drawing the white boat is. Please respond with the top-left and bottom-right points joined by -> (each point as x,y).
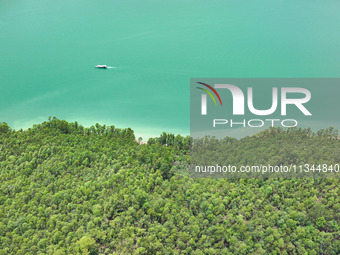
95,65 -> 107,69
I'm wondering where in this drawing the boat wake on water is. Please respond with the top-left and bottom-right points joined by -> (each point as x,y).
95,65 -> 116,69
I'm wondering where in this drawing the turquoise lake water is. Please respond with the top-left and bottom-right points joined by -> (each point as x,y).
1,0 -> 340,139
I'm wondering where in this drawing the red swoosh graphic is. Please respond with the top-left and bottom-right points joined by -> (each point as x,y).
197,82 -> 222,106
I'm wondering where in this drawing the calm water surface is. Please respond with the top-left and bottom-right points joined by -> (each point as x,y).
1,0 -> 340,138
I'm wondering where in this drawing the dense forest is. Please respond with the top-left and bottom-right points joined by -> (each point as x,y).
0,118 -> 339,254
191,127 -> 340,178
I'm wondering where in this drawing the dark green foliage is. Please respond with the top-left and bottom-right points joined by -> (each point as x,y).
0,119 -> 339,254
193,127 -> 340,166
0,122 -> 11,134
